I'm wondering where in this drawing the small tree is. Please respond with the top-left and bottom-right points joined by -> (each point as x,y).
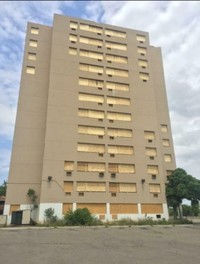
44,208 -> 57,223
27,188 -> 38,209
0,181 -> 7,196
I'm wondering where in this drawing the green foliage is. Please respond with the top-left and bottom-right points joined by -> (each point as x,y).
27,188 -> 38,209
182,204 -> 193,216
104,217 -> 192,226
0,181 -> 7,196
44,208 -> 55,220
168,207 -> 174,217
64,208 -> 101,226
191,200 -> 200,216
166,168 -> 200,219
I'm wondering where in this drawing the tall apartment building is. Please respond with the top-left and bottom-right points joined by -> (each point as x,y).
4,14 -> 176,224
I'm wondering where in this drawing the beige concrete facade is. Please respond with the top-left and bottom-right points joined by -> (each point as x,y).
4,14 -> 176,223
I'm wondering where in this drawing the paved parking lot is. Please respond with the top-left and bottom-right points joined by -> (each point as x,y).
1,225 -> 200,264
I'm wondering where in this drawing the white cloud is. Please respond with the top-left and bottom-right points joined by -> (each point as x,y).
84,1 -> 200,179
0,1 -> 76,183
0,149 -> 11,183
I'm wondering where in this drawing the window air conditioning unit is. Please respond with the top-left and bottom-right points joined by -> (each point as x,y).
99,172 -> 104,177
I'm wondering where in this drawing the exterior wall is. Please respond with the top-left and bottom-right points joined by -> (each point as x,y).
5,22 -> 52,210
4,14 -> 175,224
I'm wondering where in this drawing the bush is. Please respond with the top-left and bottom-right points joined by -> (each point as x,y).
44,208 -> 57,223
64,208 -> 102,226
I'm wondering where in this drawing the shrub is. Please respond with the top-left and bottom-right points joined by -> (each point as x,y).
64,208 -> 102,226
44,208 -> 54,221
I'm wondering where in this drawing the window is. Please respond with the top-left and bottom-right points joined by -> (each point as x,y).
70,21 -> 78,29
78,109 -> 104,119
106,54 -> 127,64
77,203 -> 106,214
63,204 -> 73,215
105,29 -> 126,38
64,161 -> 74,171
139,72 -> 149,81
107,128 -> 133,138
147,165 -> 159,175
138,59 -> 148,68
77,143 -> 105,153
105,41 -> 127,51
144,131 -> 155,140
145,148 -> 157,157
106,81 -> 129,92
77,162 -> 105,172
29,40 -> 38,47
26,66 -> 35,74
78,125 -> 105,136
79,63 -> 103,74
141,204 -> 163,214
109,183 -> 136,193
79,78 -> 103,88
69,47 -> 77,55
162,139 -> 170,147
80,50 -> 103,60
63,181 -> 73,193
69,34 -> 77,42
108,163 -> 135,173
28,52 -> 36,61
107,96 -> 130,106
164,154 -> 172,162
136,35 -> 146,43
30,27 -> 39,35
161,124 -> 168,132
76,182 -> 106,192
110,204 -> 138,214
78,93 -> 104,103
80,23 -> 103,34
106,68 -> 128,77
108,145 -> 134,155
80,36 -> 103,46
107,112 -> 131,121
149,184 -> 161,193
137,47 -> 147,55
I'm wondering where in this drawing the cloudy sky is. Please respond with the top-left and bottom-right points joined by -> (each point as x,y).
0,1 -> 200,184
